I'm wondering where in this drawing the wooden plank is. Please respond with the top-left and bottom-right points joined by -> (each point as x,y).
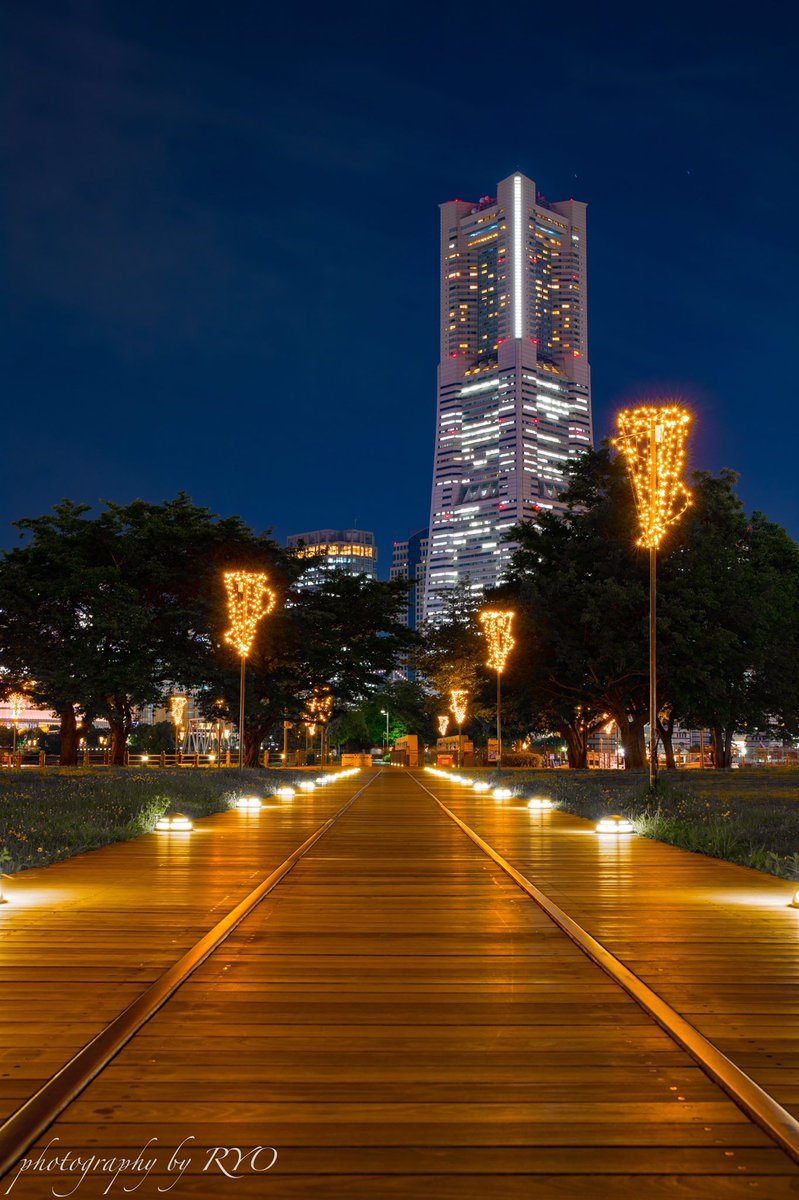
13,771 -> 797,1196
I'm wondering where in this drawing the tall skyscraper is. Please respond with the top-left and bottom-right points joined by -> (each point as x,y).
423,172 -> 592,619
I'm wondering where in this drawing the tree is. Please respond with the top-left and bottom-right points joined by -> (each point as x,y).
199,570 -> 416,766
661,475 -> 799,766
0,495 -> 294,764
503,448 -> 652,768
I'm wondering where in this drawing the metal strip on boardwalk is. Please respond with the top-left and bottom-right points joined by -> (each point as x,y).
0,773 -> 377,1179
414,772 -> 799,1167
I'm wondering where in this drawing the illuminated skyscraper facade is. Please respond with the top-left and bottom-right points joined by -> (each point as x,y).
287,528 -> 377,590
423,172 -> 592,619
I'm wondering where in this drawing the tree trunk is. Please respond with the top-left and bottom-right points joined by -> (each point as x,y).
109,719 -> 127,766
59,705 -> 80,767
563,722 -> 588,769
657,714 -> 677,770
712,726 -> 733,769
244,728 -> 264,768
619,715 -> 647,770
108,696 -> 133,765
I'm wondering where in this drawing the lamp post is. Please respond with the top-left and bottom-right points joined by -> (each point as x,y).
223,571 -> 276,772
479,612 -> 515,769
380,708 -> 389,754
615,405 -> 691,789
449,689 -> 468,767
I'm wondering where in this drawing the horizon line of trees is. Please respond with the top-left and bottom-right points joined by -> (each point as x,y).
0,494 -> 415,766
419,447 -> 799,769
2,449 -> 798,772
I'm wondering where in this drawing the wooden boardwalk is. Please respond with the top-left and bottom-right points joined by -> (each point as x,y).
0,777 -> 356,1121
423,771 -> 799,1123
2,770 -> 798,1197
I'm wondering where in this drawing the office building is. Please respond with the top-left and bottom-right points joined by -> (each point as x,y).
287,528 -> 378,589
424,171 -> 593,618
390,528 -> 429,630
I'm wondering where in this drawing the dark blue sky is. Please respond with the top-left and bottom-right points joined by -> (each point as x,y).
3,0 -> 798,572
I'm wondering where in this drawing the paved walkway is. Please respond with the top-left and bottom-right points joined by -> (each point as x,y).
4,770 -> 798,1198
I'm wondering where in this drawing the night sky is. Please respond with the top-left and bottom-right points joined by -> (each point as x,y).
4,1 -> 798,572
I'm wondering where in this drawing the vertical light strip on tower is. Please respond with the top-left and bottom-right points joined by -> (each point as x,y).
513,174 -> 523,340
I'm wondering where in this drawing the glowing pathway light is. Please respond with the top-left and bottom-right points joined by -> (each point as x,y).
493,787 -> 512,800
473,781 -> 491,793
527,796 -> 554,810
437,715 -> 450,738
595,815 -> 635,835
615,406 -> 692,789
156,812 -> 193,832
236,796 -> 263,811
479,610 -> 515,768
276,786 -> 296,799
224,571 -> 276,772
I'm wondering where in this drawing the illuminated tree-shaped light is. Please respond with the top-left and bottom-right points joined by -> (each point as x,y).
223,571 -> 276,657
437,715 -> 450,737
449,689 -> 469,767
307,690 -> 334,765
479,611 -> 515,768
449,689 -> 468,728
8,693 -> 25,761
480,611 -> 515,673
614,405 -> 692,787
614,406 -> 692,548
169,694 -> 188,758
223,571 -> 277,771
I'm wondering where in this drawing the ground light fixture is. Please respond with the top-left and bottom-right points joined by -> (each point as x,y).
789,889 -> 799,909
595,815 -> 635,834
299,781 -> 316,792
527,796 -> 554,810
493,787 -> 512,800
236,796 -> 263,811
473,781 -> 491,792
156,812 -> 193,832
276,786 -> 296,798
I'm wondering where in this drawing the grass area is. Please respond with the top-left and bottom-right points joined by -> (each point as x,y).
481,767 -> 799,881
0,768 -> 310,874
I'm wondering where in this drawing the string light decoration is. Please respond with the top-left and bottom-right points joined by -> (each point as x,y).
9,694 -> 25,724
223,571 -> 277,771
614,404 -> 693,788
614,406 -> 692,548
437,715 -> 450,737
223,571 -> 276,657
479,611 -> 516,673
449,689 -> 469,767
449,690 -> 468,728
479,611 -> 516,768
168,694 -> 187,757
306,722 -> 317,739
306,690 -> 334,765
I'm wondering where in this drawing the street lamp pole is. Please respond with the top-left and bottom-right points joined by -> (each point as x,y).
381,708 -> 389,755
